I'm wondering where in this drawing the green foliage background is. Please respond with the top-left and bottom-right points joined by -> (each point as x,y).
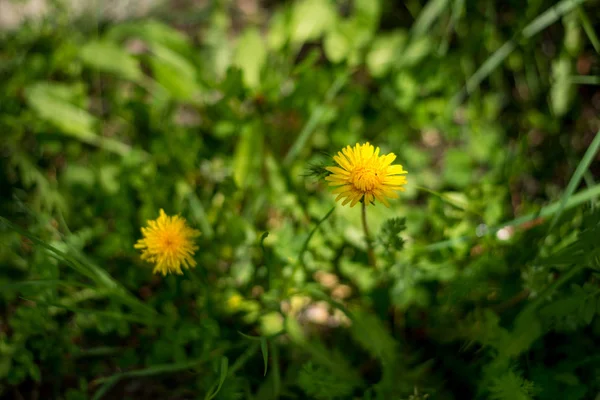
1,0 -> 600,399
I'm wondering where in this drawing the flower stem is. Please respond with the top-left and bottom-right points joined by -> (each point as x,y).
361,201 -> 376,268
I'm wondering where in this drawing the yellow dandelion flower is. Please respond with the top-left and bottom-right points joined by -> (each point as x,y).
134,209 -> 201,276
325,142 -> 408,207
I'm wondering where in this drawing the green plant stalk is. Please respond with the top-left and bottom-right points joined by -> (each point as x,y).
547,128 -> 600,233
298,206 -> 335,267
287,206 -> 336,294
569,75 -> 600,85
92,357 -> 211,400
451,0 -> 588,106
362,201 -> 376,268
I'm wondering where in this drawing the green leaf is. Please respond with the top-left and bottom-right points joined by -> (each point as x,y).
353,0 -> 381,28
400,36 -> 432,67
25,82 -> 96,141
548,129 -> 600,231
411,0 -> 450,38
488,370 -> 536,400
550,56 -> 574,116
24,82 -> 131,155
578,7 -> 600,54
79,40 -> 142,81
99,165 -> 120,195
205,357 -> 229,400
233,28 -> 267,90
151,44 -> 199,101
233,123 -> 263,188
366,32 -> 407,77
582,298 -> 596,325
260,337 -> 269,376
324,29 -> 351,63
267,8 -> 290,51
107,19 -> 191,53
290,0 -> 336,44
62,164 -> 96,188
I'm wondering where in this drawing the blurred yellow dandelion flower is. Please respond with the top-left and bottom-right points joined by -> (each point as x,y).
325,142 -> 408,207
227,293 -> 243,311
134,209 -> 201,276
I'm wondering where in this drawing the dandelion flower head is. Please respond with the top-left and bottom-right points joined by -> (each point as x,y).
134,209 -> 201,276
325,142 -> 408,207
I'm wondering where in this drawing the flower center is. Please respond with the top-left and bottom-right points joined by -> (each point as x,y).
160,232 -> 180,251
350,166 -> 380,192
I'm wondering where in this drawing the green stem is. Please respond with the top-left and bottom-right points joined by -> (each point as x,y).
362,201 -> 376,268
298,206 -> 335,267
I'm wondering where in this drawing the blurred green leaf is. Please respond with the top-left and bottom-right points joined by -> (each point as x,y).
233,28 -> 267,90
366,32 -> 407,77
400,36 -> 432,67
79,40 -> 142,81
99,165 -> 120,195
25,82 -> 96,141
443,149 -> 472,188
205,357 -> 229,400
260,337 -> 268,376
107,19 -> 191,53
290,0 -> 336,44
24,82 -> 131,155
233,123 -> 263,189
550,56 -> 574,116
411,0 -> 450,37
151,44 -> 199,101
324,29 -> 351,64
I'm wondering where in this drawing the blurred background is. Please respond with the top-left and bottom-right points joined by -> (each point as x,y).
1,0 -> 600,399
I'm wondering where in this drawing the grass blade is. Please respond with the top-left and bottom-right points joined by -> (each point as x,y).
92,358 -> 207,400
452,0 -> 589,105
412,0 -> 450,38
283,72 -> 349,166
522,0 -> 587,39
0,217 -> 159,320
261,337 -> 269,376
569,75 -> 600,85
92,376 -> 120,400
205,357 -> 229,400
547,129 -> 600,231
578,7 -> 600,53
229,342 -> 260,375
451,41 -> 516,105
298,206 -> 335,267
438,0 -> 465,55
0,217 -> 105,284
